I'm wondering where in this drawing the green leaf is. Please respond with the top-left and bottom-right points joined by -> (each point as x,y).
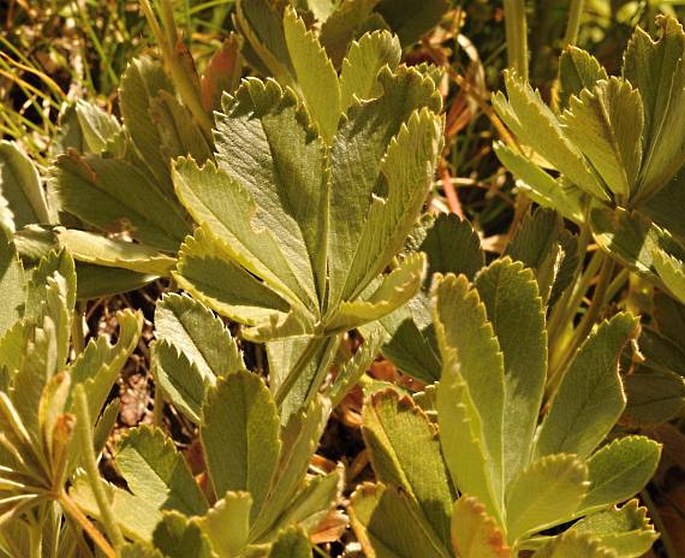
283,7 -> 341,142
375,0 -> 449,46
558,46 -> 608,110
493,142 -> 584,223
362,389 -> 454,546
155,293 -> 245,380
152,340 -> 205,423
173,157 -> 313,319
652,249 -> 685,303
571,500 -> 658,557
235,0 -> 293,82
505,454 -> 589,542
0,230 -> 24,336
201,371 -> 281,520
74,263 -> 158,300
319,0 -> 383,68
535,313 -> 638,459
493,71 -> 609,202
533,531 -> 618,558
577,436 -> 661,515
119,55 -> 175,191
623,15 -> 685,201
335,107 -> 442,304
174,227 -> 294,329
326,252 -> 426,332
506,208 -> 579,306
56,228 -> 175,276
51,152 -> 190,252
73,100 -> 124,155
450,496 -> 511,558
269,526 -> 311,558
152,512 -> 213,558
0,141 -> 51,228
624,369 -> 685,425
560,77 -> 643,201
349,482 -> 452,558
339,30 -> 402,112
196,492 -> 252,557
250,396 -> 331,540
421,213 -> 484,280
214,78 -> 327,303
475,258 -> 547,485
642,171 -> 685,243
433,273 -> 505,519
149,91 -> 212,165
114,426 -> 209,516
328,66 -> 441,305
121,543 -> 165,558
69,476 -> 162,542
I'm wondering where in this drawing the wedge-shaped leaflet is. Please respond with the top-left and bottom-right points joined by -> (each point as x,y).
51,152 -> 190,252
362,389 -> 454,546
0,230 -> 24,336
119,55 -> 175,192
475,258 -> 546,484
328,68 -> 442,305
570,500 -> 658,557
505,208 -> 579,306
0,141 -> 50,230
269,527 -> 311,558
56,228 -> 176,276
155,293 -> 245,380
505,454 -> 589,542
561,77 -> 643,201
578,436 -> 661,515
493,71 -> 609,202
493,143 -> 584,224
283,7 -> 341,142
114,427 -> 209,517
434,274 -> 504,521
339,30 -> 401,112
535,313 -> 637,459
201,371 -> 281,521
375,0 -> 449,46
558,47 -> 608,110
349,482 -> 453,558
623,15 -> 685,202
451,496 -> 511,558
589,206 -> 685,300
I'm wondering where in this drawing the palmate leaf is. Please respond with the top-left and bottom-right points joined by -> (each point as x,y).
175,63 -> 442,343
560,77 -> 643,202
493,71 -> 609,203
623,15 -> 685,203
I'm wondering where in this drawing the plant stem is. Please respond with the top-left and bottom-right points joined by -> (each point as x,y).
563,0 -> 585,47
72,385 -> 125,552
274,335 -> 329,407
57,491 -> 117,558
503,0 -> 529,78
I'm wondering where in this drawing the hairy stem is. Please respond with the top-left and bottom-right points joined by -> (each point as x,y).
503,0 -> 529,78
73,385 -> 125,552
563,0 -> 585,47
57,491 -> 117,558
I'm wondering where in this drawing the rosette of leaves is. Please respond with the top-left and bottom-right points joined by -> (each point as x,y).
0,229 -> 144,557
350,260 -> 661,556
493,15 -> 685,305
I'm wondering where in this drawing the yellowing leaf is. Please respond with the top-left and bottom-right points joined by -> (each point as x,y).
451,496 -> 511,558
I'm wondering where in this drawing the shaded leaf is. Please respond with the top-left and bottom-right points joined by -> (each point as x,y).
558,46 -> 608,110
375,0 -> 449,46
152,512 -> 213,558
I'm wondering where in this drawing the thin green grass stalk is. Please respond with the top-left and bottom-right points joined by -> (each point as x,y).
503,0 -> 529,78
71,0 -> 119,89
72,384 -> 125,553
